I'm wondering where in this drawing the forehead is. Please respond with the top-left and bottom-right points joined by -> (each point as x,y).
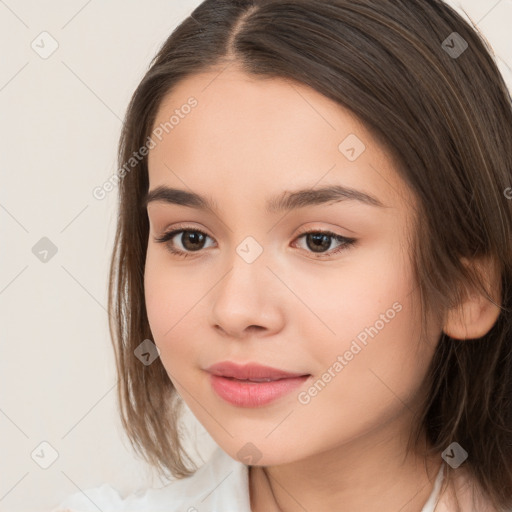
147,68 -> 413,214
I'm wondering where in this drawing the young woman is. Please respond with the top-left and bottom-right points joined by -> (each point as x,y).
54,0 -> 512,510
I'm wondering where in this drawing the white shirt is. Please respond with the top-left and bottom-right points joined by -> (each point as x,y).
52,446 -> 446,512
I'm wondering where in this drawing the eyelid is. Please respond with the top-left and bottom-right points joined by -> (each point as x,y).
156,222 -> 353,240
155,222 -> 213,240
294,224 -> 349,237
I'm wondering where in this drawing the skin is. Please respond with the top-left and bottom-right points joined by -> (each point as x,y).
144,66 -> 447,511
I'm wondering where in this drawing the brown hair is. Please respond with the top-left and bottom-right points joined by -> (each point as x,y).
107,0 -> 512,508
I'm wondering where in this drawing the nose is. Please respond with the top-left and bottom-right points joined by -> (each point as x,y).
210,250 -> 285,339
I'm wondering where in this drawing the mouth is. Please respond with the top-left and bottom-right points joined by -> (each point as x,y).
221,376 -> 293,382
205,361 -> 309,380
205,361 -> 311,407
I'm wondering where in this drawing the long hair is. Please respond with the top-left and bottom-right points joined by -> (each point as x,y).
107,0 -> 512,508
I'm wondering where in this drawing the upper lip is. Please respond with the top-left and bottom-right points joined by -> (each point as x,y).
205,361 -> 309,380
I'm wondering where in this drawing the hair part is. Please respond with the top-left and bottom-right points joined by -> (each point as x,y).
108,0 -> 512,507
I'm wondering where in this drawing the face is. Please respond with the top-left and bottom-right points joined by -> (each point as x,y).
144,67 -> 442,466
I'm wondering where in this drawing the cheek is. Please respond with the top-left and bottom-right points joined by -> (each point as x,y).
143,248 -> 200,365
287,284 -> 435,458
296,236 -> 432,391
301,291 -> 435,444
290,238 -> 413,352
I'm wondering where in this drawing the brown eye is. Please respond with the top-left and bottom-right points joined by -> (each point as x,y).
293,230 -> 357,258
180,231 -> 207,251
154,228 -> 214,257
305,233 -> 332,253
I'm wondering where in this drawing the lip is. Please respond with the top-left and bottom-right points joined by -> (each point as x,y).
205,361 -> 311,407
205,361 -> 308,380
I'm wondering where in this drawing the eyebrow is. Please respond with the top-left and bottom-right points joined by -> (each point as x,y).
143,184 -> 386,213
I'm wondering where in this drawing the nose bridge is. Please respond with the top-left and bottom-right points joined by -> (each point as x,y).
210,232 -> 283,335
218,233 -> 269,306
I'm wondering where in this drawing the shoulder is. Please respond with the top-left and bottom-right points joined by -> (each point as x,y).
435,465 -> 511,512
51,447 -> 251,512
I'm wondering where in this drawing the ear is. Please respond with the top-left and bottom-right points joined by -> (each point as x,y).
442,256 -> 502,340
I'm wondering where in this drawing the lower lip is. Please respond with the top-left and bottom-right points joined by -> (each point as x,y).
209,374 -> 310,407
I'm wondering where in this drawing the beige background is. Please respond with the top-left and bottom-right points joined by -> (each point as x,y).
1,1 -> 511,510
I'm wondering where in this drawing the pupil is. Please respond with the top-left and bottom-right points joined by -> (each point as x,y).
308,233 -> 330,253
183,231 -> 205,251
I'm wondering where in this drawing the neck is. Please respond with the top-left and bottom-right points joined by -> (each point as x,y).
249,412 -> 442,512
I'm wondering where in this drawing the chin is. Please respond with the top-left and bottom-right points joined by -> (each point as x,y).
216,437 -> 307,467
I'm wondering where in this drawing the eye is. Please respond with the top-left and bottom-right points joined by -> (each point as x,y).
292,229 -> 357,258
154,225 -> 214,258
153,225 -> 357,259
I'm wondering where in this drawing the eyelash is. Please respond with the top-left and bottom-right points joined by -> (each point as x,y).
154,224 -> 357,260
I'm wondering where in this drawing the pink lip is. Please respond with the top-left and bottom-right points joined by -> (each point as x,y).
205,361 -> 310,407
